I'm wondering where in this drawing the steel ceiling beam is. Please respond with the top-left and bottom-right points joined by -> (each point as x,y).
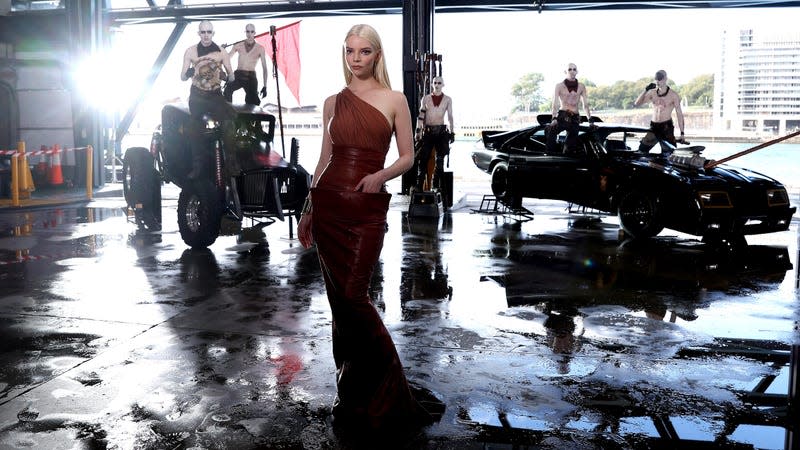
106,1 -> 403,25
435,0 -> 800,12
104,0 -> 800,25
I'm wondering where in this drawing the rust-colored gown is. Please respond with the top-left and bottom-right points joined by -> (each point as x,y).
311,88 -> 430,429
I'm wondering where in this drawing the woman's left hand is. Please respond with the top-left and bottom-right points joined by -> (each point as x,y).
298,214 -> 314,248
354,173 -> 384,193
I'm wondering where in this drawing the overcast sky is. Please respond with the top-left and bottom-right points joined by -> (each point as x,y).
106,7 -> 799,126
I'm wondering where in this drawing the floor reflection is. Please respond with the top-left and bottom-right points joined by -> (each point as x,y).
487,221 -> 792,308
400,213 -> 453,322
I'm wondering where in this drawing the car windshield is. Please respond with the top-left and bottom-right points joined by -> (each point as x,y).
506,128 -> 548,153
602,130 -> 665,154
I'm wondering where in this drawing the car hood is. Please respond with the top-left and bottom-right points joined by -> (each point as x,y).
637,156 -> 788,189
705,164 -> 787,188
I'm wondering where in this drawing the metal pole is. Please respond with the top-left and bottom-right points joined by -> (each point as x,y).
787,344 -> 799,450
86,146 -> 93,200
270,25 -> 286,158
10,154 -> 19,207
794,221 -> 800,289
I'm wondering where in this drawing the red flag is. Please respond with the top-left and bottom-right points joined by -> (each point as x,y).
255,21 -> 301,105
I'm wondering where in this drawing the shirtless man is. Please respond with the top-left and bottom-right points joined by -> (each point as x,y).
546,63 -> 591,153
414,76 -> 454,191
634,69 -> 685,153
223,23 -> 269,106
181,20 -> 238,178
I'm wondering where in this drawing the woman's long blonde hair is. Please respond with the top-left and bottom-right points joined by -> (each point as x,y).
341,24 -> 391,89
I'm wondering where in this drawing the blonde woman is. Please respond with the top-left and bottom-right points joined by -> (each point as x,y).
298,24 -> 440,431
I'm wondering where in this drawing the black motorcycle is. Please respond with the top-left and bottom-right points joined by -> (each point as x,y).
123,103 -> 311,248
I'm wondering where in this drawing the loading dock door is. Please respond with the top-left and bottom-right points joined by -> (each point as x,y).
0,80 -> 17,149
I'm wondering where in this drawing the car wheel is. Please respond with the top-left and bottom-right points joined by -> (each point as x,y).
123,147 -> 152,208
177,180 -> 223,248
618,191 -> 664,239
491,162 -> 521,208
123,147 -> 161,231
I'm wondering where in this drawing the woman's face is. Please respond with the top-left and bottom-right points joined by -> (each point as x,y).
345,35 -> 379,79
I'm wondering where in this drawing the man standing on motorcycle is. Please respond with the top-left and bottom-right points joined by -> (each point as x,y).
224,23 -> 269,106
181,20 -> 239,178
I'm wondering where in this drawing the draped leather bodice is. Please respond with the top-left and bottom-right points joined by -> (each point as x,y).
316,88 -> 392,191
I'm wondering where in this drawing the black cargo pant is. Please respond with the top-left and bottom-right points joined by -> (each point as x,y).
188,86 -> 238,177
223,70 -> 260,106
415,125 -> 451,191
546,110 -> 580,153
638,119 -> 676,153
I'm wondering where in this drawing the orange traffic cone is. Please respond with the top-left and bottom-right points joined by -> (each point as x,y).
48,144 -> 64,186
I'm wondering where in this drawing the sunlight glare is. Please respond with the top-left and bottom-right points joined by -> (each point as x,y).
73,52 -> 141,113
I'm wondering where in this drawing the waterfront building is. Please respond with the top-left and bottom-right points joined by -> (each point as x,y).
714,28 -> 800,136
262,103 -> 322,136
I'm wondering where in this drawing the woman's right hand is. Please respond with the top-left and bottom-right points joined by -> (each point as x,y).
298,214 -> 313,248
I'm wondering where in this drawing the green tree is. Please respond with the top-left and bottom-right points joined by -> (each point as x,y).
510,72 -> 545,113
582,74 -> 714,111
588,79 -> 642,110
679,74 -> 714,107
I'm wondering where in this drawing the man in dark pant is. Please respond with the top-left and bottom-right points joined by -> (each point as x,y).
414,76 -> 454,192
546,63 -> 592,153
181,20 -> 240,178
223,24 -> 268,106
634,69 -> 686,153
416,125 -> 452,191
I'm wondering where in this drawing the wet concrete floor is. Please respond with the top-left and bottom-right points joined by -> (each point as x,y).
0,183 -> 798,449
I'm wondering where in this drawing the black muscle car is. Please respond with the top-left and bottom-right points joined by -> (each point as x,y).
471,116 -> 795,242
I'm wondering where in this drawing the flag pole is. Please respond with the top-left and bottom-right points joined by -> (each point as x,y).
270,25 -> 286,158
704,129 -> 800,169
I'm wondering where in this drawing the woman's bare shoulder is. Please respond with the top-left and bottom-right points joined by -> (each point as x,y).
322,93 -> 338,112
324,93 -> 338,104
389,90 -> 410,110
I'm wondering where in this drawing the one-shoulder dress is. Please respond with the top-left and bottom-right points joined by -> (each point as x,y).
310,88 -> 432,429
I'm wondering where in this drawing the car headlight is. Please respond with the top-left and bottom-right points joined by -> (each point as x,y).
698,191 -> 732,208
766,189 -> 789,206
